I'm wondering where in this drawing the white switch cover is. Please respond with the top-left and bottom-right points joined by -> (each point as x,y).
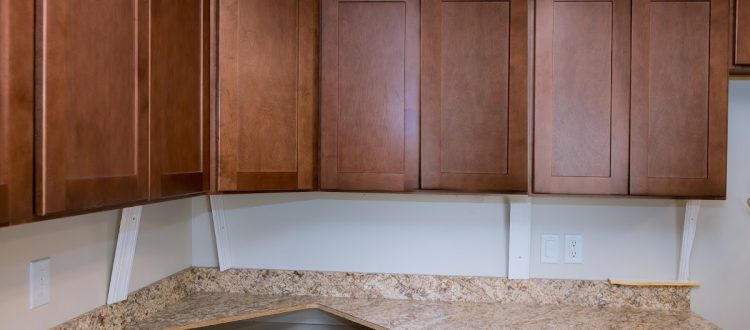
541,234 -> 559,263
29,257 -> 51,309
565,235 -> 583,264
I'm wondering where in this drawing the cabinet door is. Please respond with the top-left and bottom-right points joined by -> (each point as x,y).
150,0 -> 210,199
321,0 -> 419,191
533,0 -> 630,195
421,0 -> 527,192
0,0 -> 34,225
36,0 -> 149,215
218,0 -> 318,191
736,0 -> 750,65
631,0 -> 728,197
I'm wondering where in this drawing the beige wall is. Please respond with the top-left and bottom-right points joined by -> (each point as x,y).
0,198 -> 192,330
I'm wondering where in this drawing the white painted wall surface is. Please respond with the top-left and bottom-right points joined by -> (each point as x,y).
0,198 -> 192,330
690,80 -> 750,330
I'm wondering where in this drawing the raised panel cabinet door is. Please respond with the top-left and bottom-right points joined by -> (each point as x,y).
150,0 -> 210,199
421,0 -> 527,192
736,0 -> 750,65
631,0 -> 728,197
321,0 -> 419,191
533,0 -> 631,195
36,0 -> 149,216
0,0 -> 34,225
218,0 -> 318,191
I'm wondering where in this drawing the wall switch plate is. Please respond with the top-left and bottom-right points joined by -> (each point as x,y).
564,235 -> 583,264
540,234 -> 559,263
29,257 -> 51,309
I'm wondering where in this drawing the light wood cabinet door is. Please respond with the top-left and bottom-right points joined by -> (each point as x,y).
321,0 -> 419,191
150,0 -> 210,199
533,0 -> 631,195
630,0 -> 728,197
218,0 -> 318,192
421,0 -> 528,193
36,0 -> 149,216
0,0 -> 34,225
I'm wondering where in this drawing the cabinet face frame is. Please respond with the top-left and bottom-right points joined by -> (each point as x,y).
532,0 -> 631,195
734,0 -> 750,67
630,0 -> 728,198
149,0 -> 211,200
0,0 -> 34,225
217,0 -> 318,192
35,0 -> 150,216
421,0 -> 528,193
320,0 -> 420,191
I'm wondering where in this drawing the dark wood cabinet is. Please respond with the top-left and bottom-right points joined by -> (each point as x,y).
150,0 -> 211,199
321,0 -> 419,191
736,0 -> 750,65
630,0 -> 728,197
217,0 -> 318,192
36,0 -> 149,216
421,0 -> 527,193
533,0 -> 631,195
0,0 -> 34,225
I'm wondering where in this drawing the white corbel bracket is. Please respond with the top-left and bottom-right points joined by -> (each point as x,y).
678,200 -> 701,282
210,195 -> 233,272
107,206 -> 142,304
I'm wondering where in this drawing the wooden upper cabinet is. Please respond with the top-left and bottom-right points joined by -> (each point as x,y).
218,0 -> 318,192
421,0 -> 527,193
735,0 -> 750,66
533,0 -> 631,195
36,0 -> 149,216
0,0 -> 34,225
630,0 -> 728,197
150,0 -> 210,199
321,0 -> 419,191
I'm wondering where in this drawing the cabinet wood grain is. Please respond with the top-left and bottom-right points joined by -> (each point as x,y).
150,0 -> 210,199
0,0 -> 34,225
533,0 -> 630,195
736,0 -> 750,66
36,0 -> 149,215
321,0 -> 419,191
630,0 -> 728,197
218,0 -> 318,192
421,0 -> 527,192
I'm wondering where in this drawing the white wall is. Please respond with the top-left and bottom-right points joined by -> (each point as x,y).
0,198 -> 193,330
191,83 -> 750,330
690,80 -> 750,330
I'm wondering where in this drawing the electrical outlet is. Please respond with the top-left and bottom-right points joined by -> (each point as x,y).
29,257 -> 51,309
564,235 -> 583,264
541,234 -> 559,263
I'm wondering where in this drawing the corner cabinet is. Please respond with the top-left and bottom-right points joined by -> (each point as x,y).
36,0 -> 149,216
320,0 -> 420,192
150,0 -> 211,200
421,0 -> 528,193
217,0 -> 318,192
533,0 -> 728,198
0,0 -> 34,225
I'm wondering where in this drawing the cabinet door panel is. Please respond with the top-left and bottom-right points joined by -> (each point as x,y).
533,0 -> 630,195
0,0 -> 34,225
37,0 -> 149,215
150,0 -> 209,199
631,0 -> 728,197
736,0 -> 750,65
321,0 -> 419,191
218,0 -> 318,192
421,0 -> 527,192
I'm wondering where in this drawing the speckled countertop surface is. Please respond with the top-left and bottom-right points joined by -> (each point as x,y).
129,292 -> 718,330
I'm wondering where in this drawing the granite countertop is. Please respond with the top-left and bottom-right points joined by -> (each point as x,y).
129,292 -> 718,330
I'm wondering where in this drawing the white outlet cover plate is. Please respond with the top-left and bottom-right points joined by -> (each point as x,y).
565,235 -> 583,264
30,257 -> 51,309
541,234 -> 559,263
